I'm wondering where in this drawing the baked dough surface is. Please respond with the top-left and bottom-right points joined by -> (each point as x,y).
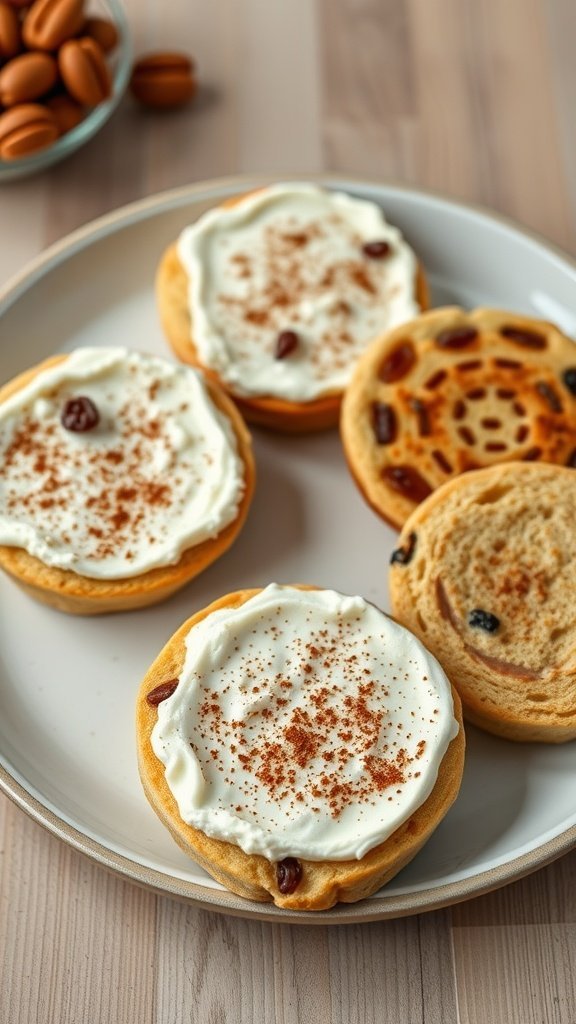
341,306 -> 576,528
0,355 -> 256,614
390,462 -> 576,742
156,190 -> 429,433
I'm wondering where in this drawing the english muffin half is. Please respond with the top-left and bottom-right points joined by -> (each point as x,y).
0,348 -> 255,613
157,182 -> 428,432
389,462 -> 576,742
137,584 -> 464,910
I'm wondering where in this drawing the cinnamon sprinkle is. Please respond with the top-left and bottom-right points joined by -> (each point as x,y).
192,615 -> 437,821
0,379 -> 185,566
211,212 -> 398,382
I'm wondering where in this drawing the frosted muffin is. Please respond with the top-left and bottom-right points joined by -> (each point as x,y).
136,584 -> 464,911
0,348 -> 255,613
156,182 -> 429,432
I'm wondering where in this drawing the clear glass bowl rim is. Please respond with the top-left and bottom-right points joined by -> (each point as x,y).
0,0 -> 132,181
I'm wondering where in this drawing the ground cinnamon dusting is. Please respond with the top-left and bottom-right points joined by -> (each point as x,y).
0,371 -> 208,566
191,611 -> 436,822
211,211 -> 402,380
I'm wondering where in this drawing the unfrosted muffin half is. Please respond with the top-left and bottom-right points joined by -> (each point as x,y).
389,462 -> 576,742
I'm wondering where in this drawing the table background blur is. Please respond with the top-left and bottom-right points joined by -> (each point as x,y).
1,1 -> 576,1021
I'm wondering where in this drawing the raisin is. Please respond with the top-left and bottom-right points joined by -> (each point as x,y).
379,341 -> 415,383
516,425 -> 529,443
432,449 -> 453,473
468,609 -> 500,632
61,396 -> 100,432
500,325 -> 546,350
390,531 -> 417,565
276,857 -> 302,894
535,381 -> 562,413
275,330 -> 299,359
424,369 -> 447,390
146,679 -> 179,706
458,426 -> 476,446
382,465 -> 432,502
456,360 -> 482,371
372,401 -> 397,444
410,397 -> 431,436
494,358 -> 522,369
522,446 -> 542,461
435,326 -> 478,349
362,240 -> 391,259
562,368 -> 576,396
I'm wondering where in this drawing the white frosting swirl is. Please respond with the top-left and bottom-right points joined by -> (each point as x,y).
177,183 -> 420,401
0,348 -> 246,579
151,585 -> 459,862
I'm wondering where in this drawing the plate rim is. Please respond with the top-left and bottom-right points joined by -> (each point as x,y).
3,171 -> 576,313
1,172 -> 576,924
3,757 -> 575,924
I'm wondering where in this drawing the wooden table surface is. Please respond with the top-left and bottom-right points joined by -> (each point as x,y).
1,1 -> 576,1021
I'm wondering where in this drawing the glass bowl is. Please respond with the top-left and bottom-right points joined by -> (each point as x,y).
0,0 -> 131,182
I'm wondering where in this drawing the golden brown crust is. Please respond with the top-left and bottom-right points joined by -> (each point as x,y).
136,587 -> 465,911
389,462 -> 576,743
0,355 -> 256,614
340,306 -> 576,529
155,193 -> 429,433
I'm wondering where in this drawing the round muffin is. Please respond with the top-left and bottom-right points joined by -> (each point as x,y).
156,182 -> 429,432
0,348 -> 255,614
136,584 -> 464,911
389,462 -> 576,743
341,306 -> 576,529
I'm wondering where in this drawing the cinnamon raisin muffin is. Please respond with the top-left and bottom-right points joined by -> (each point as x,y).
341,306 -> 576,529
389,462 -> 576,743
156,182 -> 429,432
0,348 -> 255,613
136,584 -> 464,911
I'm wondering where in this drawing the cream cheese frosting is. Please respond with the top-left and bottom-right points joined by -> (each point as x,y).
177,182 -> 421,401
0,347 -> 245,579
151,584 -> 459,862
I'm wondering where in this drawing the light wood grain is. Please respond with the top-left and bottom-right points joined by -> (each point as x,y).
0,804 -> 157,1024
2,0 -> 576,1021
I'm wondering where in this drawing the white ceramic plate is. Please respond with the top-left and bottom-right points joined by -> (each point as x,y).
1,176 -> 576,924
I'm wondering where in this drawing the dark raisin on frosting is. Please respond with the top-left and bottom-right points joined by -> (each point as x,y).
61,396 -> 100,433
